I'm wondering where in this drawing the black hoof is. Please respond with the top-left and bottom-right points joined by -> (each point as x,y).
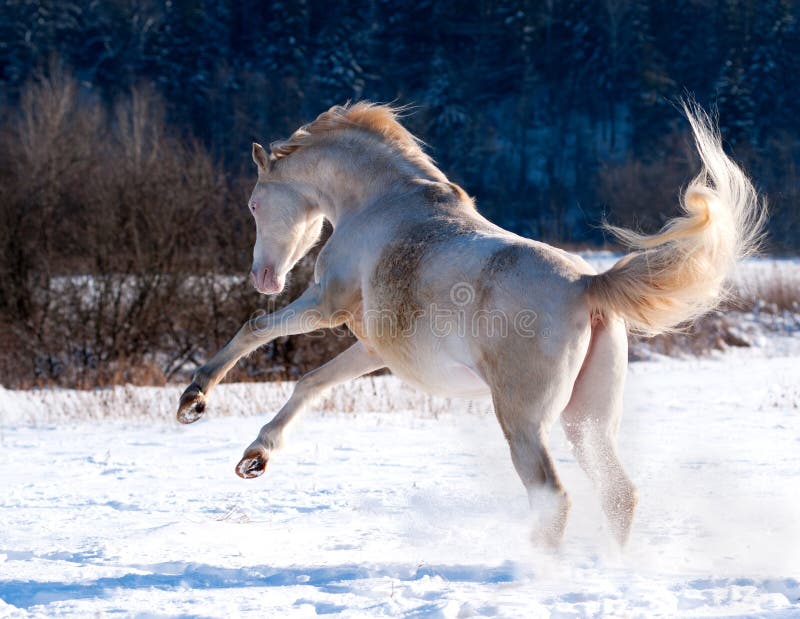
177,384 -> 206,424
235,450 -> 268,479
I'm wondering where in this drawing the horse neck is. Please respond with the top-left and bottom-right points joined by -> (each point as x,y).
280,137 -> 448,227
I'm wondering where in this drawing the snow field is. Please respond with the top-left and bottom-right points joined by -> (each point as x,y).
1,340 -> 800,617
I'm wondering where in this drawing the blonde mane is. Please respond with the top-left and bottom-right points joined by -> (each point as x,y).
269,102 -> 443,178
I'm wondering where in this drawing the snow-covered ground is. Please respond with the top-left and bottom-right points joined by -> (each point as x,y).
2,329 -> 800,618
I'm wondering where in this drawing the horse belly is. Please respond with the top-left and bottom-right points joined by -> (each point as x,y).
420,361 -> 490,398
376,335 -> 491,399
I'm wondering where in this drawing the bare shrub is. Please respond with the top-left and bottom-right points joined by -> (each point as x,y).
0,66 -> 351,389
630,266 -> 800,359
628,313 -> 752,360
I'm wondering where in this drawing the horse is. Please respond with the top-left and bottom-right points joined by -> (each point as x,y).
176,101 -> 764,546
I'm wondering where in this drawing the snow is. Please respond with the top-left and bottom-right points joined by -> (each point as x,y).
581,253 -> 800,305
2,332 -> 800,618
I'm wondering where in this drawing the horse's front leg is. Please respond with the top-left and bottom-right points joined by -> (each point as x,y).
177,284 -> 334,423
235,341 -> 385,478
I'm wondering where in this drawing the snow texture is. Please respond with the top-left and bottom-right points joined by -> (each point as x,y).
1,332 -> 800,617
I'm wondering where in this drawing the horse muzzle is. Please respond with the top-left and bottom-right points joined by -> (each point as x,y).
250,265 -> 284,295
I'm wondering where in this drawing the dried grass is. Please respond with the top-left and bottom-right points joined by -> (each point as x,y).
630,268 -> 800,359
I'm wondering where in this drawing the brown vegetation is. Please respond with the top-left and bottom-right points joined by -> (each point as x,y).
1,69 -> 795,389
0,67 -> 352,389
629,274 -> 800,359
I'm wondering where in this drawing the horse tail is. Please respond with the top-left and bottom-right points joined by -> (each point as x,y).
585,101 -> 767,336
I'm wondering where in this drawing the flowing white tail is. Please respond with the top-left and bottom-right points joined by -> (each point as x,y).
586,102 -> 767,335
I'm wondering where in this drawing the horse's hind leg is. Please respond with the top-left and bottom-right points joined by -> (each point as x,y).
562,317 -> 638,545
493,396 -> 571,547
486,343 -> 588,547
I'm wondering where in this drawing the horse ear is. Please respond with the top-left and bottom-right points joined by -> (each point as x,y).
252,142 -> 269,171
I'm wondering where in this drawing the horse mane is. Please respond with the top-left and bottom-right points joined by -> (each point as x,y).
269,102 -> 443,178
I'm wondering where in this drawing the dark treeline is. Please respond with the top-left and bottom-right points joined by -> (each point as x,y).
2,0 -> 799,247
1,0 -> 798,388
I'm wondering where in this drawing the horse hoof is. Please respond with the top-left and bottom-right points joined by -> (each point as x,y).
235,449 -> 268,479
177,384 -> 206,424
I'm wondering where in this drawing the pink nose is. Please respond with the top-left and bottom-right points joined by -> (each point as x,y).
250,266 -> 281,293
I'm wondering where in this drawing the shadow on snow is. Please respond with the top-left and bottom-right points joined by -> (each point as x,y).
0,560 -> 517,609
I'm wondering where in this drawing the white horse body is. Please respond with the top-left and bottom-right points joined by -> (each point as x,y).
176,102 -> 765,546
347,189 -> 596,399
